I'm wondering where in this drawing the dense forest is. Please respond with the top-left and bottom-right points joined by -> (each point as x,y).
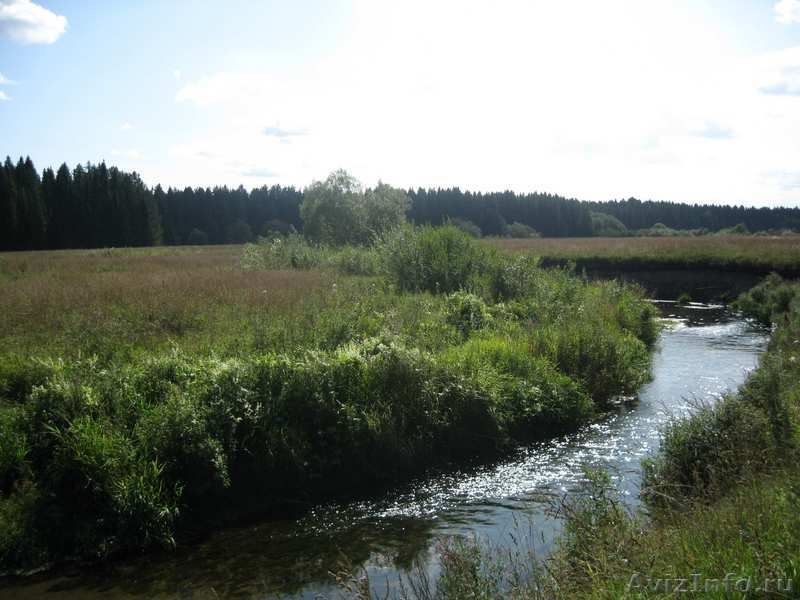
1,156 -> 799,250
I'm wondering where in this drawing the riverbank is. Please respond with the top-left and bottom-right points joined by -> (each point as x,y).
0,297 -> 767,598
487,235 -> 800,274
485,235 -> 800,302
427,276 -> 800,599
0,227 -> 659,574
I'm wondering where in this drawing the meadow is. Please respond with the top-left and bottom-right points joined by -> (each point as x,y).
488,234 -> 800,273
0,227 -> 659,572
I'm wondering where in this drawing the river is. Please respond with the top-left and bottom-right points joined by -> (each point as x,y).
0,302 -> 769,599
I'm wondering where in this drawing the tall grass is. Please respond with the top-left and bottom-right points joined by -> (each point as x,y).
488,234 -> 800,272
411,276 -> 800,599
0,231 -> 659,571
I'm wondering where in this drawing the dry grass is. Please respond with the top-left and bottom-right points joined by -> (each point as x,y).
486,235 -> 800,271
0,245 -> 332,357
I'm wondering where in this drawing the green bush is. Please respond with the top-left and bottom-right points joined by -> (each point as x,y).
444,291 -> 492,337
380,224 -> 489,294
241,233 -> 379,275
505,221 -> 540,238
643,397 -> 775,504
241,233 -> 326,270
441,335 -> 594,433
449,217 -> 482,238
488,253 -> 543,301
733,272 -> 798,326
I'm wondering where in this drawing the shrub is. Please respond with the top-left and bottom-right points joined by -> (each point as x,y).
716,222 -> 750,235
449,217 -> 482,238
241,234 -> 379,275
528,320 -> 651,405
733,272 -> 798,326
505,221 -> 540,238
488,253 -> 542,301
260,219 -> 294,236
380,224 -> 489,294
444,292 -> 492,336
440,335 -> 594,433
590,211 -> 628,236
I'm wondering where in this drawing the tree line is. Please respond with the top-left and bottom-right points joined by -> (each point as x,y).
2,156 -> 799,251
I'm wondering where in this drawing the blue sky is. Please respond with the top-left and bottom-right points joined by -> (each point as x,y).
1,0 -> 800,206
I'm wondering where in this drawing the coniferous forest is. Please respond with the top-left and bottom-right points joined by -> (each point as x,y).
2,156 -> 800,251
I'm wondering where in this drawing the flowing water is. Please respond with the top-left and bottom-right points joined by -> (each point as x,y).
1,303 -> 769,599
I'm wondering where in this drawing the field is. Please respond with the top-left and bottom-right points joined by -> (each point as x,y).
0,245 -> 332,359
487,235 -> 800,272
0,228 -> 660,572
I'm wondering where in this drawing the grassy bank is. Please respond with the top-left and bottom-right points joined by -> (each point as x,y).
0,227 -> 658,573
487,235 -> 800,274
422,275 -> 800,599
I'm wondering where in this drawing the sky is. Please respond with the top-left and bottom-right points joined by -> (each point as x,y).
1,0 -> 800,206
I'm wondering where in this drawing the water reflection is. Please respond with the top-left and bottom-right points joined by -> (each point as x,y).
1,303 -> 769,599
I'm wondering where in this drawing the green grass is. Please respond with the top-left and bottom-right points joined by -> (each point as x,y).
487,235 -> 800,273
410,277 -> 800,600
0,228 -> 659,572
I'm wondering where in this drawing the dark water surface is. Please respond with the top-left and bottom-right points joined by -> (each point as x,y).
0,303 -> 769,599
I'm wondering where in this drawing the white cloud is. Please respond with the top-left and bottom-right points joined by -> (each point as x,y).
775,0 -> 800,24
0,71 -> 15,85
0,0 -> 67,44
161,1 -> 800,206
110,148 -> 142,160
120,121 -> 132,131
0,90 -> 10,101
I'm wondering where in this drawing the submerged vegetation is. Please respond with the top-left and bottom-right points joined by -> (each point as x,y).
0,213 -> 658,572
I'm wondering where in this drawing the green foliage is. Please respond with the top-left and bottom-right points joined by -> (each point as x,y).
488,253 -> 543,301
300,170 -> 409,246
441,335 -> 594,432
0,406 -> 28,492
716,222 -> 750,235
444,292 -> 492,337
645,279 -> 800,504
241,233 -> 328,270
638,222 -> 680,236
0,235 -> 660,571
434,537 -> 501,600
187,228 -> 208,245
449,217 -> 482,238
589,211 -> 628,236
505,221 -> 540,238
643,397 -> 775,504
733,272 -> 799,326
380,224 -> 489,294
225,219 -> 253,243
241,233 -> 380,275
